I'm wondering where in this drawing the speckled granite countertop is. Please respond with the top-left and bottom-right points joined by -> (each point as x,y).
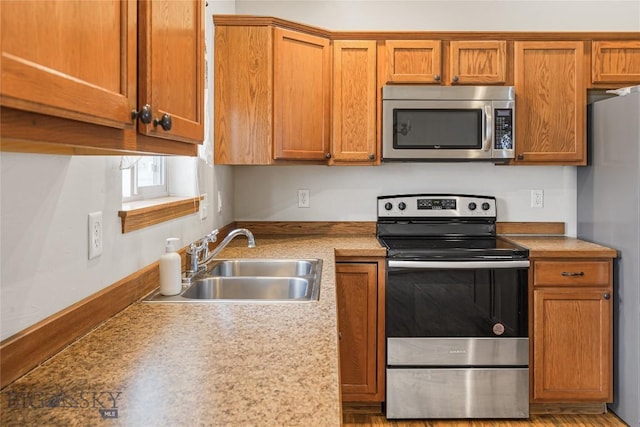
1,235 -> 384,427
504,235 -> 617,258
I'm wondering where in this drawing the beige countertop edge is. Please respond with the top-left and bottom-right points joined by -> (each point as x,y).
0,235 -> 383,427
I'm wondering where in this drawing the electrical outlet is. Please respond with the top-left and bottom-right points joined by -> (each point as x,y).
531,190 -> 544,208
217,190 -> 223,214
298,189 -> 310,208
88,211 -> 103,259
200,193 -> 208,220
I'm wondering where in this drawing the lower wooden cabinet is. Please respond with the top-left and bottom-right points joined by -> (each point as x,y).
335,258 -> 385,402
531,259 -> 613,403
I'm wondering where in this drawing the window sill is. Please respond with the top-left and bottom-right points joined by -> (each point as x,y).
118,196 -> 204,233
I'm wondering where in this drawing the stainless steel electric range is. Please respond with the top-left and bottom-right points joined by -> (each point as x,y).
377,194 -> 530,419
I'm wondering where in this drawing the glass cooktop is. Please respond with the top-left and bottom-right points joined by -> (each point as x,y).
379,236 -> 529,261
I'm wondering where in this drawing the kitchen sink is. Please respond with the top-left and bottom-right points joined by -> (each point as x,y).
181,277 -> 312,300
206,259 -> 315,277
144,258 -> 322,303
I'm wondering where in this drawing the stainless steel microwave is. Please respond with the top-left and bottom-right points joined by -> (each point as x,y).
382,86 -> 515,162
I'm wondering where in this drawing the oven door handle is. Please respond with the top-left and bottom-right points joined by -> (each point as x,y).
388,260 -> 530,269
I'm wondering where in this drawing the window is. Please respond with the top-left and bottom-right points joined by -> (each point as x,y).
122,156 -> 168,201
118,155 -> 203,233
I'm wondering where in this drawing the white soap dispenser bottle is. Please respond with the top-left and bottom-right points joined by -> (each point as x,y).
159,237 -> 182,296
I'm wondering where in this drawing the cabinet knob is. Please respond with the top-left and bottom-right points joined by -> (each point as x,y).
153,113 -> 172,131
434,74 -> 441,82
517,154 -> 524,161
452,75 -> 459,83
325,153 -> 332,159
132,104 -> 152,124
368,153 -> 375,160
604,292 -> 611,300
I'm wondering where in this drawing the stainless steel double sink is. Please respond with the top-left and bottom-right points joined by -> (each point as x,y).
144,259 -> 322,303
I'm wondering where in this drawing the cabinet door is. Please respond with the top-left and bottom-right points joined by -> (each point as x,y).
331,41 -> 378,163
138,0 -> 204,144
592,41 -> 640,85
514,42 -> 586,164
533,288 -> 612,401
273,28 -> 330,160
450,40 -> 507,85
0,0 -> 136,129
336,262 -> 380,400
385,40 -> 442,84
213,25 -> 273,165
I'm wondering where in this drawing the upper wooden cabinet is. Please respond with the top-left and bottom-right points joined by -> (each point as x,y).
331,41 -> 378,164
385,40 -> 442,84
450,40 -> 507,85
513,41 -> 586,165
273,28 -> 331,161
531,259 -> 613,402
214,24 -> 330,164
384,39 -> 507,85
138,0 -> 205,144
0,0 -> 204,155
1,0 -> 136,130
592,41 -> 640,86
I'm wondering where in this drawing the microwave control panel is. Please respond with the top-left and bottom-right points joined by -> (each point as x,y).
494,109 -> 513,150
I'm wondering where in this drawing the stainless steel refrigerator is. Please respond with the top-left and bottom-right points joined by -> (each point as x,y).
577,86 -> 640,427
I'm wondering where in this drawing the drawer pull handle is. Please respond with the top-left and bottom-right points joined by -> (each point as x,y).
561,271 -> 585,277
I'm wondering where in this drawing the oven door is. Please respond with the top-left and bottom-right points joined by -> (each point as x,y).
386,260 -> 529,339
385,259 -> 530,419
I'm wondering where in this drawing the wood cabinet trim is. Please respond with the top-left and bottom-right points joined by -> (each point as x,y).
212,17 -> 640,41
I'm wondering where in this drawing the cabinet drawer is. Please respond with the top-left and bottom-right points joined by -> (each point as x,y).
534,260 -> 610,287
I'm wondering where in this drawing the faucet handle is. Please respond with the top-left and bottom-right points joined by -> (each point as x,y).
207,229 -> 220,242
187,242 -> 199,255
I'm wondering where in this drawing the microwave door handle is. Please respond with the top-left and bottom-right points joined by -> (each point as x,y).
484,105 -> 492,151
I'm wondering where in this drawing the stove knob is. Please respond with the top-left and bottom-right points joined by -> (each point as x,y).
384,202 -> 393,211
468,202 -> 477,211
398,202 -> 407,211
482,202 -> 491,211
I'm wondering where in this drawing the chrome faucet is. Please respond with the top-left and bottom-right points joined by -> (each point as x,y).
184,228 -> 256,283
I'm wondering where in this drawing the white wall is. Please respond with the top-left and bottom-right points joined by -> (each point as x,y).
0,0 -> 237,340
232,0 -> 640,234
235,0 -> 640,31
235,164 -> 576,225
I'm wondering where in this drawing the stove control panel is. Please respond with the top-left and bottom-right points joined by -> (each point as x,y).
378,194 -> 496,218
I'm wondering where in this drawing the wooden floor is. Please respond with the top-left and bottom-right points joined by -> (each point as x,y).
343,412 -> 628,426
